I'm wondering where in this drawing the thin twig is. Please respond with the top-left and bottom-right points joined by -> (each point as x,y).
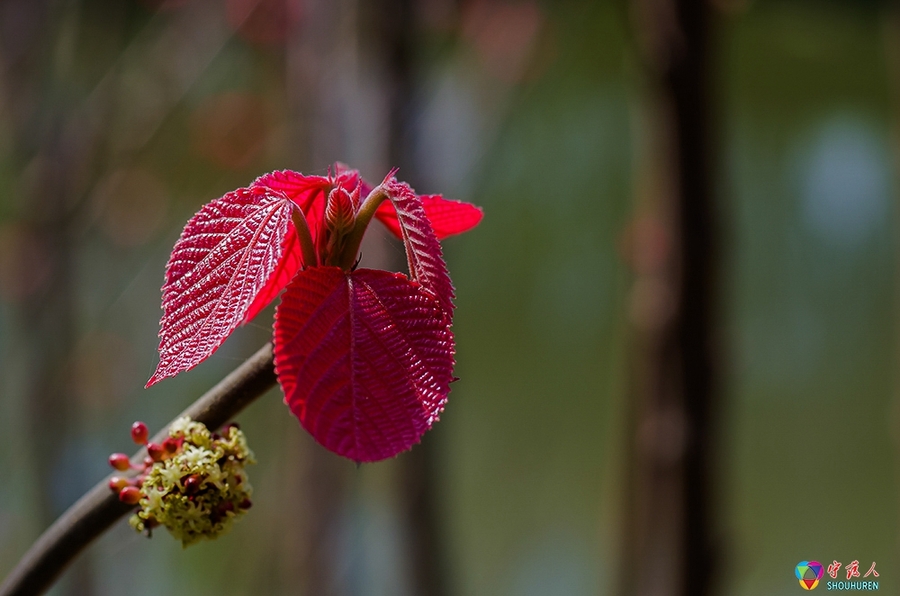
0,343 -> 277,596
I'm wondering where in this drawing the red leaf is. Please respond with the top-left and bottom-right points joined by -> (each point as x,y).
335,162 -> 369,195
147,186 -> 295,387
381,179 -> 456,315
376,194 -> 483,240
274,266 -> 454,462
241,226 -> 303,323
242,169 -> 363,320
251,169 -> 330,244
252,168 -> 362,246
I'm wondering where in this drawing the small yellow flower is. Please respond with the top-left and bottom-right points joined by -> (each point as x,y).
129,418 -> 255,546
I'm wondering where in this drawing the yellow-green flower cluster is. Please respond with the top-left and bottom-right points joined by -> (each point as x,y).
129,417 -> 255,547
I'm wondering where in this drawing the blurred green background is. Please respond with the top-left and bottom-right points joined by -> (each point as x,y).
0,0 -> 897,594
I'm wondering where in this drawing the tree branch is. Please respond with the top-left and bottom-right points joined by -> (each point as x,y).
0,343 -> 277,596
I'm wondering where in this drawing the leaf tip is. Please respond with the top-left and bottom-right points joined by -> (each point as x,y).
146,360 -> 176,388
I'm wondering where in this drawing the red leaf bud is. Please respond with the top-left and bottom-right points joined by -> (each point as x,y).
325,186 -> 355,234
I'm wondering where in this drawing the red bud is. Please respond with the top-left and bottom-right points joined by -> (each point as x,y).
147,443 -> 165,462
162,437 -> 179,454
131,421 -> 149,445
118,486 -> 142,505
239,498 -> 252,509
109,476 -> 129,492
183,475 -> 201,495
108,453 -> 131,471
325,186 -> 355,234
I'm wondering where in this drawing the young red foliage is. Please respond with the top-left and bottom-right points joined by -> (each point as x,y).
274,267 -> 453,462
375,194 -> 484,241
149,166 -> 482,461
378,178 -> 457,316
148,186 -> 297,387
242,170 -> 332,322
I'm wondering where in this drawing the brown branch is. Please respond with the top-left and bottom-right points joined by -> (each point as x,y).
0,343 -> 277,596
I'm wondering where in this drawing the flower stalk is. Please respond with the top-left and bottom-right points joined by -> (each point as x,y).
337,186 -> 388,271
291,207 -> 319,269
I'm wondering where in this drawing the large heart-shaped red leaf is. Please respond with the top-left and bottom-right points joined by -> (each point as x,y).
148,186 -> 295,387
376,194 -> 483,240
274,266 -> 454,462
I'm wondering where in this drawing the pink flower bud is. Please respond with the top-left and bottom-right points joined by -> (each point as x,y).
183,474 -> 201,495
131,421 -> 149,445
108,476 -> 129,492
147,443 -> 165,462
118,486 -> 142,505
163,437 -> 179,454
108,453 -> 131,471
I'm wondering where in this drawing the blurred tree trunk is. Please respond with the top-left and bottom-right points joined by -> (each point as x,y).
3,0 -> 261,591
358,1 -> 454,594
283,3 -> 354,594
884,0 -> 900,581
618,0 -> 722,595
20,137 -> 87,596
1,2 -> 101,594
284,1 -> 452,593
372,1 -> 453,594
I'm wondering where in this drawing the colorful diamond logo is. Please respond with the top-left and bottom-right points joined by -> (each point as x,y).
795,561 -> 824,590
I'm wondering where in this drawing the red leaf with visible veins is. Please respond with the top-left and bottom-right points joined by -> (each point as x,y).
382,179 -> 456,315
376,194 -> 483,240
252,170 -> 331,244
242,227 -> 302,323
274,266 -> 454,462
147,186 -> 295,387
252,168 -> 362,245
240,171 -> 329,321
243,169 -> 363,321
